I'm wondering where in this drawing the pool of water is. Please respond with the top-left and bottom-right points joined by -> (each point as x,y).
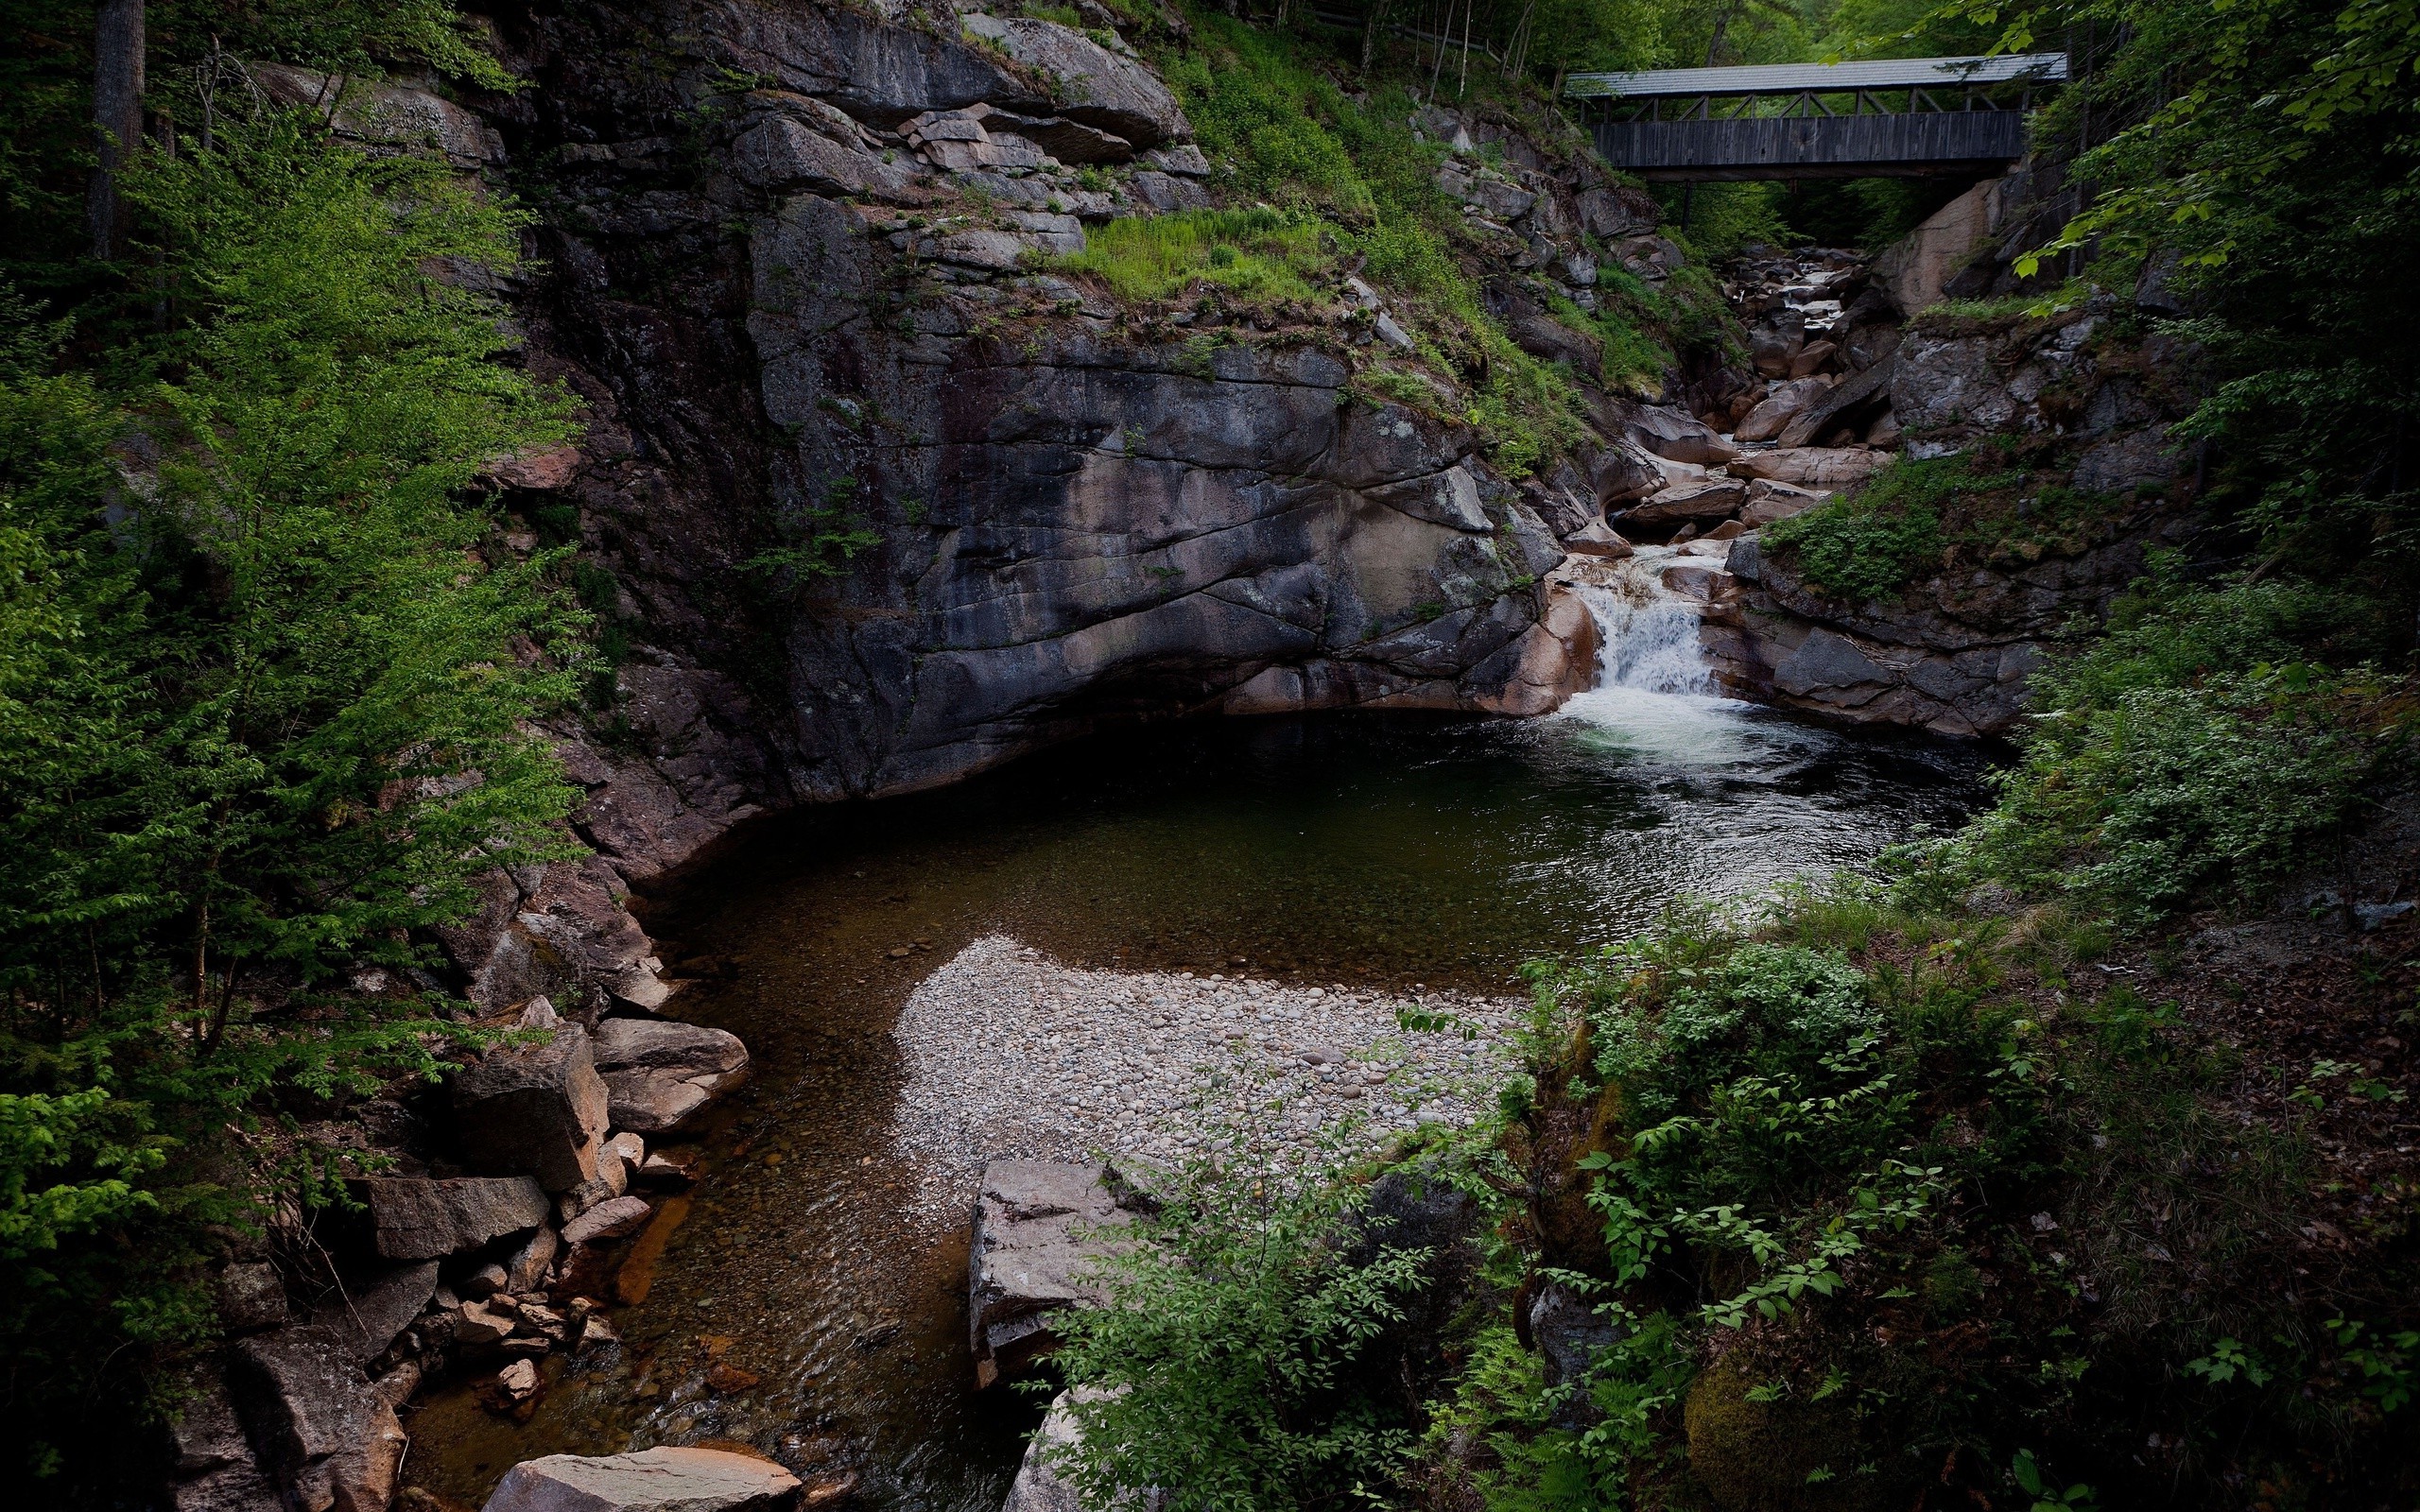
400,691 -> 1990,1512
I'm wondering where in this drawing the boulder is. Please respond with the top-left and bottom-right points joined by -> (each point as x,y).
1660,562 -> 1733,602
1787,340 -> 1838,379
1626,406 -> 1740,466
349,1177 -> 549,1262
959,16 -> 1188,148
1000,1390 -> 1101,1512
313,1261 -> 439,1365
1776,629 -> 1894,691
452,1025 -> 612,1194
227,1328 -> 408,1512
969,1160 -> 1144,1387
1528,1281 -> 1622,1390
506,1225 -> 561,1293
480,1447 -> 802,1512
250,63 -> 502,168
1776,355 -> 1897,449
562,1195 -> 655,1247
1563,519 -> 1634,558
730,117 -> 921,199
1740,480 -> 1828,528
1749,309 -> 1806,378
1587,440 -> 1664,507
1619,479 -> 1749,526
1726,449 -> 1892,490
1872,176 -> 2010,318
216,1262 -> 288,1332
1507,312 -> 1601,374
593,1020 -> 752,1135
1733,378 -> 1831,443
167,1362 -> 285,1512
602,1132 -> 647,1179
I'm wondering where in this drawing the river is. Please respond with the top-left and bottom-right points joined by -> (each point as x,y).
401,552 -> 1989,1512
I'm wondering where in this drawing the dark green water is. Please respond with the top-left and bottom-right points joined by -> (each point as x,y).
402,703 -> 1988,1512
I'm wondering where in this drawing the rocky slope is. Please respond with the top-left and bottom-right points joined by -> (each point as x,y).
1561,179 -> 2204,737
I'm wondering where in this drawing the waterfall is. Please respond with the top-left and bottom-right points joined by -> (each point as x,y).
1555,544 -> 1789,766
1575,546 -> 1718,696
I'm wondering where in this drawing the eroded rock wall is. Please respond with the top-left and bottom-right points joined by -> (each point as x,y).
427,0 -> 1632,918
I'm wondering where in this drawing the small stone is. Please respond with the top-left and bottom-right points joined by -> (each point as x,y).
705,1362 -> 762,1394
458,1301 -> 516,1347
496,1359 -> 540,1402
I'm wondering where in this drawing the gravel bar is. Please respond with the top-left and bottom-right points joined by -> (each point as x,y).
888,936 -> 1526,1216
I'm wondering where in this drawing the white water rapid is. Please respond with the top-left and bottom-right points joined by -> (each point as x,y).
1558,543 -> 1829,767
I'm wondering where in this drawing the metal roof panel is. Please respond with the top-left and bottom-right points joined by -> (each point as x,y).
1565,53 -> 2069,99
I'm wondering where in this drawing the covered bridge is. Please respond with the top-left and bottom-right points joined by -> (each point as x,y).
1566,54 -> 2068,181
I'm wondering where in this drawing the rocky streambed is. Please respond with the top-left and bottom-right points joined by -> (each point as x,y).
888,935 -> 1524,1218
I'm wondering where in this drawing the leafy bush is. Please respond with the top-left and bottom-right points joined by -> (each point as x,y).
1045,1155 -> 1436,1512
1763,453 -> 2051,603
1953,571 -> 2409,925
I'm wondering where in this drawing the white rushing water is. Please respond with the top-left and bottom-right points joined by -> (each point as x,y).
1558,543 -> 1834,768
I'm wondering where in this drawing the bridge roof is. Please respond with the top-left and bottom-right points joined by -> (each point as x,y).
1565,53 -> 2068,99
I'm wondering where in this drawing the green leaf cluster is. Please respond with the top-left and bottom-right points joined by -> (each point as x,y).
1043,1153 -> 1436,1512
0,103 -> 582,1494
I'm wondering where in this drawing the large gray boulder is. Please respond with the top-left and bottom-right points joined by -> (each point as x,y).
969,1161 -> 1145,1388
1726,448 -> 1893,490
481,1447 -> 802,1512
712,0 -> 1045,125
1733,377 -> 1831,443
452,1025 -> 612,1193
959,16 -> 1189,148
592,1019 -> 750,1135
731,116 -> 922,200
349,1176 -> 549,1262
166,1362 -> 284,1512
226,1328 -> 407,1512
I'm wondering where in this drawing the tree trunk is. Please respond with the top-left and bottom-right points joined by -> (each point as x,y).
86,0 -> 145,261
1361,0 -> 1392,71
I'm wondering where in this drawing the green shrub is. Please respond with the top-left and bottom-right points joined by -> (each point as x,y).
1764,454 -> 2033,603
0,115 -> 579,1490
1933,567 -> 2411,926
1044,1153 -> 1436,1512
1150,17 -> 1585,474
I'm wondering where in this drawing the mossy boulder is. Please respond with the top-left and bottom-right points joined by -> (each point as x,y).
1684,1361 -> 1901,1512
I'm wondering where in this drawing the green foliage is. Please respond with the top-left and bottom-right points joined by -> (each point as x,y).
1044,1154 -> 1435,1512
1943,0 -> 2420,581
1053,207 -> 1330,305
0,108 -> 579,1490
1954,570 -> 2409,925
1762,456 -> 1944,603
0,0 -> 517,292
1154,14 -> 1584,475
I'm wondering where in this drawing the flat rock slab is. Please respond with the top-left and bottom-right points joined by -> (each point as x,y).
481,1446 -> 802,1512
350,1176 -> 549,1262
969,1160 -> 1146,1387
594,1019 -> 751,1135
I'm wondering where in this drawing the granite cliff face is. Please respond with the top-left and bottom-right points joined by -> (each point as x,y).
434,1 -> 1659,910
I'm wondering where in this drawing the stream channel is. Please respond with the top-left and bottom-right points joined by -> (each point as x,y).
403,550 -> 1993,1512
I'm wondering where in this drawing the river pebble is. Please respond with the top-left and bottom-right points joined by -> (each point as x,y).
888,936 -> 1525,1216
